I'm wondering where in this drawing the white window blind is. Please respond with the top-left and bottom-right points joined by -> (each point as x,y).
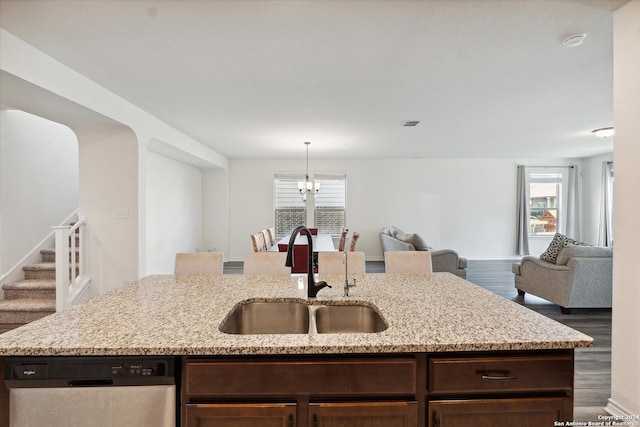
274,174 -> 306,237
314,174 -> 347,237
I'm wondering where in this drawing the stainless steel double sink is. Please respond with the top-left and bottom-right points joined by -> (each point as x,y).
219,300 -> 387,335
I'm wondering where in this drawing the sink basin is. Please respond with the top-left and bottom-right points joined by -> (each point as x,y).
219,301 -> 309,334
314,305 -> 387,334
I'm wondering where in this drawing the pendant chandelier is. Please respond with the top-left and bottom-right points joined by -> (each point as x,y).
298,141 -> 320,200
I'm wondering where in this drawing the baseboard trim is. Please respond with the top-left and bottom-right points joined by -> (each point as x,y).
605,398 -> 636,418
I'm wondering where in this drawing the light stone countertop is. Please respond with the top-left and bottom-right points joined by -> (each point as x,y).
0,273 -> 593,356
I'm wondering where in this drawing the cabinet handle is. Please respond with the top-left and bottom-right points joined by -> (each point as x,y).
478,370 -> 518,381
288,414 -> 293,427
312,414 -> 318,427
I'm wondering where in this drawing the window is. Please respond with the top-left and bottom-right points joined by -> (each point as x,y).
314,174 -> 347,237
274,173 -> 347,238
528,169 -> 567,236
274,174 -> 306,238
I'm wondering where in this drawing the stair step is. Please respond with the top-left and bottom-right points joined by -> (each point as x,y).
2,279 -> 56,299
0,298 -> 56,324
41,249 -> 80,263
23,262 -> 56,280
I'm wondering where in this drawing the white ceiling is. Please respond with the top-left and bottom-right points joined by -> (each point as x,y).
0,0 -> 625,159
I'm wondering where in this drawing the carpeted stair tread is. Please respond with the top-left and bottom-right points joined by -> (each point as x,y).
22,262 -> 56,271
0,298 -> 56,311
2,279 -> 56,291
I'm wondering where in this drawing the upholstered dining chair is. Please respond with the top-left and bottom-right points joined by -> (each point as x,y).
384,251 -> 433,274
174,252 -> 223,275
318,251 -> 366,275
243,252 -> 290,275
250,232 -> 268,252
261,229 -> 272,249
338,227 -> 349,252
349,231 -> 360,251
266,227 -> 276,247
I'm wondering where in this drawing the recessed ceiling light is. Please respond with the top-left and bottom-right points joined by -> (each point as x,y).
402,121 -> 420,127
562,33 -> 587,47
591,127 -> 614,138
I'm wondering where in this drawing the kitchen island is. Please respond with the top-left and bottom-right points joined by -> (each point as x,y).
0,272 -> 593,426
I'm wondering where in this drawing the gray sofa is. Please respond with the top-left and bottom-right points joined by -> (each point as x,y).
513,244 -> 613,313
379,227 -> 467,278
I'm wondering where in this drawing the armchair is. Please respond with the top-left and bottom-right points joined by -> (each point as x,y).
379,227 -> 467,278
513,245 -> 613,313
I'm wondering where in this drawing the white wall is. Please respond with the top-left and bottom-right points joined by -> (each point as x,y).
1,28 -> 227,296
609,1 -> 640,417
227,157 -> 596,261
0,109 -> 78,276
146,151 -> 203,274
202,168 -> 229,257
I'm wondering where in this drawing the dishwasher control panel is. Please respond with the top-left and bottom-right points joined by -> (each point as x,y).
5,356 -> 176,387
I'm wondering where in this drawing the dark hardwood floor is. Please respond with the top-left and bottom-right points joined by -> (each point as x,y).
225,258 -> 612,421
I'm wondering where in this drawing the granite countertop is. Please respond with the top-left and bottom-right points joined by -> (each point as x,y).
0,273 -> 593,356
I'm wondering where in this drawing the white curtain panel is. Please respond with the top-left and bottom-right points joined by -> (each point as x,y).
565,165 -> 581,240
598,161 -> 614,247
515,165 -> 530,255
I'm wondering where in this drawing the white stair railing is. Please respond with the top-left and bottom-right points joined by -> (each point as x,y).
53,217 -> 91,311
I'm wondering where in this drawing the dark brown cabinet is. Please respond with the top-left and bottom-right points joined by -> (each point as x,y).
186,403 -> 296,427
428,397 -> 571,427
310,402 -> 418,427
182,355 -> 420,427
427,352 -> 574,427
182,351 -> 574,427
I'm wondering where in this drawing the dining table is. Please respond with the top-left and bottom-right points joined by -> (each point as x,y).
268,233 -> 337,252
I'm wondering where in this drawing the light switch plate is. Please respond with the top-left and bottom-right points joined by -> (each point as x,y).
114,208 -> 129,219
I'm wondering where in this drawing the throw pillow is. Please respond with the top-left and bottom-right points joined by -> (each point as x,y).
396,232 -> 433,251
540,233 -> 589,264
390,226 -> 404,238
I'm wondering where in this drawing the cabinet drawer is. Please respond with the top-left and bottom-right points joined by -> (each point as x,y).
428,397 -> 572,427
186,357 -> 416,398
429,353 -> 573,394
185,403 -> 296,427
310,401 -> 418,427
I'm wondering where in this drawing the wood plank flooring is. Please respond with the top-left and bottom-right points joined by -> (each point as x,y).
228,258 -> 612,422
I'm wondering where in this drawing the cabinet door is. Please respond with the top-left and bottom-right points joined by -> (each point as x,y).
185,403 -> 296,427
309,401 -> 418,427
429,397 -> 571,427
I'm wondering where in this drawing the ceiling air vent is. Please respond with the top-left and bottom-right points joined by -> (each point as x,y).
402,121 -> 420,127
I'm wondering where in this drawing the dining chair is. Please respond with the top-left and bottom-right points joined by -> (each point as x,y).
318,251 -> 365,275
290,244 -> 311,274
261,229 -> 272,249
338,227 -> 349,251
349,231 -> 360,251
266,227 -> 276,247
174,252 -> 223,275
242,252 -> 290,275
384,251 -> 433,274
250,232 -> 268,252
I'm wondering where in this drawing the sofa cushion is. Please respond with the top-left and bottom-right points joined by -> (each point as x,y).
555,244 -> 613,265
540,233 -> 589,264
381,227 -> 392,236
396,232 -> 433,251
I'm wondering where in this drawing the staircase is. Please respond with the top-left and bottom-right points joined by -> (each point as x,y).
0,249 -> 57,334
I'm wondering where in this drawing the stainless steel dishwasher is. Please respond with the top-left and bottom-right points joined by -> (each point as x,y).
5,356 -> 177,427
